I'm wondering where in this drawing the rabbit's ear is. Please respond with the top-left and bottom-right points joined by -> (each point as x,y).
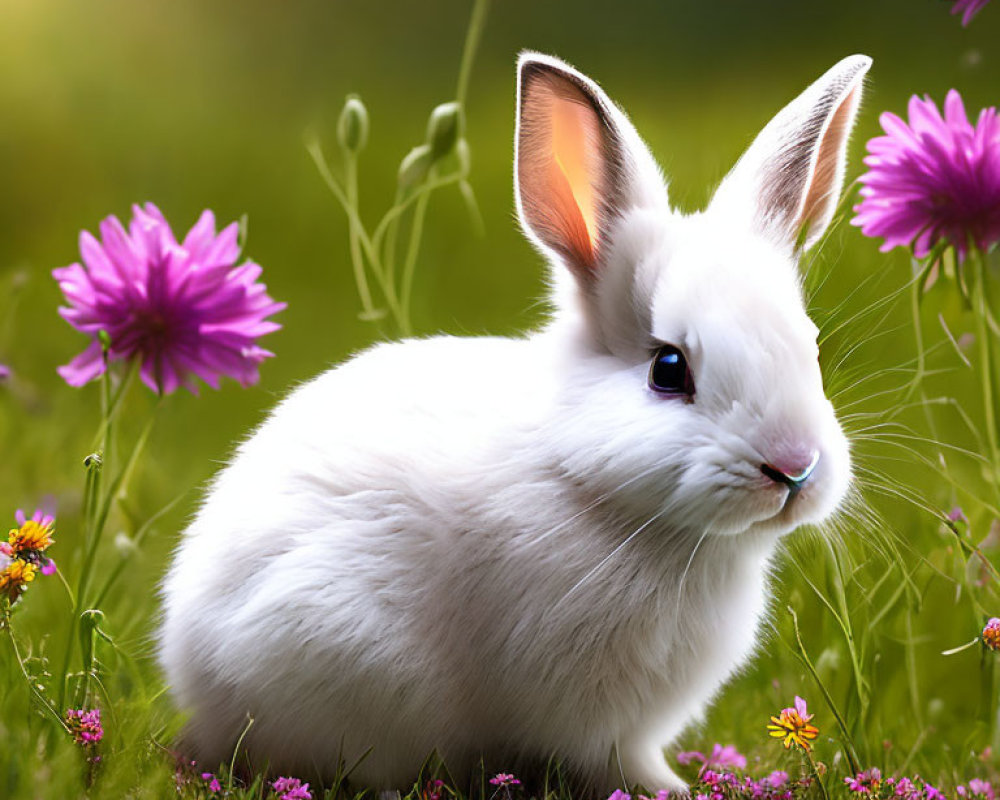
709,55 -> 871,251
515,53 -> 667,288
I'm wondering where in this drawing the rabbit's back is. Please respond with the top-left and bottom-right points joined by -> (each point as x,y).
159,334 -> 561,779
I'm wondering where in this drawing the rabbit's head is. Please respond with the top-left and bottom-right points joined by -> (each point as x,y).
515,53 -> 869,539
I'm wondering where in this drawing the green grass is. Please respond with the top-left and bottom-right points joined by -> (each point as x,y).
3,0 -> 1000,797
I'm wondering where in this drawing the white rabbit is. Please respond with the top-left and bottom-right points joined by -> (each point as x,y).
159,52 -> 869,793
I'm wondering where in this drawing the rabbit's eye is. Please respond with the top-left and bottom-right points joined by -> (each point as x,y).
648,345 -> 694,397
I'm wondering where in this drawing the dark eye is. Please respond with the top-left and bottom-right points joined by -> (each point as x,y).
648,344 -> 694,397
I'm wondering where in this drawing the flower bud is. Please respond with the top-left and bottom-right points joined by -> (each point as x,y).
425,102 -> 462,161
337,94 -> 369,155
432,138 -> 470,180
398,145 -> 432,195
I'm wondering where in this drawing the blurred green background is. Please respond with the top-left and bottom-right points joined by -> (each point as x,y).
2,0 -> 1000,790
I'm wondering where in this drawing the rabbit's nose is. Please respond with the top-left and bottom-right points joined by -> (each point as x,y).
760,451 -> 820,492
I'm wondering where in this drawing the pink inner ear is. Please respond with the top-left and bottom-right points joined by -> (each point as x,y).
551,99 -> 600,249
518,72 -> 605,272
798,82 -> 862,235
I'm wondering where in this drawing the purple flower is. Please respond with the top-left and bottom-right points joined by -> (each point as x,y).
845,768 -> 882,793
677,750 -> 706,766
894,777 -> 917,798
953,0 -> 991,25
272,776 -> 312,800
201,772 -> 222,793
852,90 -> 1000,260
490,774 -> 521,787
969,779 -> 995,799
0,363 -> 9,380
54,203 -> 285,395
65,708 -> 103,747
766,771 -> 789,788
707,743 -> 746,770
925,784 -> 946,800
607,791 -> 631,800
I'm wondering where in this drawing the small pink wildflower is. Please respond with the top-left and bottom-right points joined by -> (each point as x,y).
490,773 -> 521,787
201,772 -> 222,793
423,779 -> 445,800
0,364 -> 9,380
677,750 -> 705,766
707,743 -> 746,770
925,784 -> 946,800
65,708 -> 103,747
952,0 -> 991,25
969,779 -> 995,799
766,772 -> 789,788
845,768 -> 881,793
607,791 -> 631,800
272,776 -> 312,800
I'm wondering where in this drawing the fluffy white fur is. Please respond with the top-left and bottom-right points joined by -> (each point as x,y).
159,52 -> 870,792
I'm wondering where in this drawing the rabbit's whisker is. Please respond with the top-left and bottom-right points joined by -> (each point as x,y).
551,510 -> 668,610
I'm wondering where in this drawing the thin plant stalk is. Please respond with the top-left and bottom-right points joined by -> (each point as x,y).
787,605 -> 862,775
972,246 -> 1000,498
803,747 -> 831,800
400,191 -> 430,333
345,153 -> 378,319
3,612 -> 72,734
455,0 -> 490,107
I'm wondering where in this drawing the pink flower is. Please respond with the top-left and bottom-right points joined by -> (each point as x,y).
490,774 -> 521,787
201,772 -> 222,793
677,750 -> 705,766
0,364 -> 9,380
272,776 -> 312,800
952,0 -> 991,25
766,771 -> 789,788
707,744 -> 746,770
852,90 -> 1000,260
845,768 -> 882,793
54,203 -> 285,395
65,708 -> 103,747
607,791 -> 631,800
969,779 -> 995,799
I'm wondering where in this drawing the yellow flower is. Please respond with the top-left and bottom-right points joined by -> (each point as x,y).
8,518 -> 54,555
767,695 -> 819,752
0,558 -> 36,603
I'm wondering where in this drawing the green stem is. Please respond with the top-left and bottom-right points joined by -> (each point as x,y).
345,154 -> 377,317
383,187 -> 404,297
4,612 -> 72,733
91,489 -> 187,608
455,0 -> 491,107
307,139 -> 404,324
803,747 -> 830,800
56,460 -> 101,711
903,270 -> 927,403
400,191 -> 430,336
787,606 -> 862,775
973,246 -> 1000,500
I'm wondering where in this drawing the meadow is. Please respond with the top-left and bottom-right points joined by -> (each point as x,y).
2,0 -> 1000,797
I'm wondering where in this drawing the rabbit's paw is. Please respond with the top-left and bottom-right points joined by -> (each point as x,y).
618,739 -> 687,795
